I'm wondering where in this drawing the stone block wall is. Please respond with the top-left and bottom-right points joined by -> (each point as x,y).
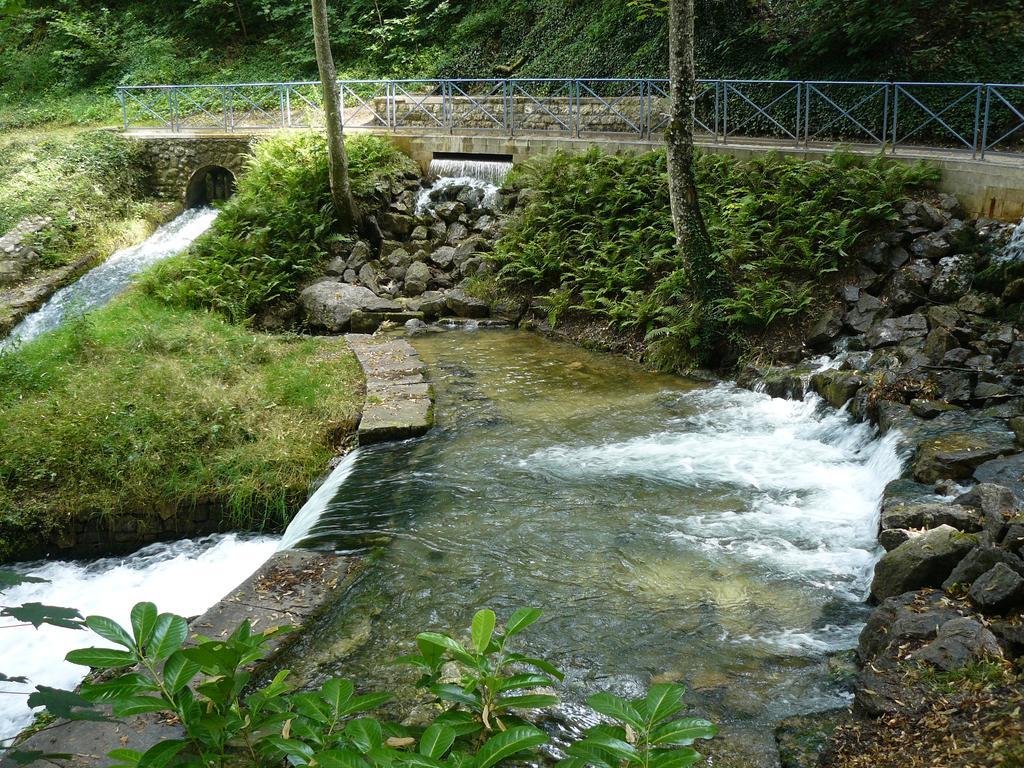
130,136 -> 254,201
0,215 -> 53,286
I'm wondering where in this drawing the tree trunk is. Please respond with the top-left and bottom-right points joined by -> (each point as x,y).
311,0 -> 360,231
665,0 -> 729,359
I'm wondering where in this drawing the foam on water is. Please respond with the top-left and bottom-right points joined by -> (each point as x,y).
995,216 -> 1024,264
1,207 -> 218,350
0,534 -> 277,741
522,385 -> 903,603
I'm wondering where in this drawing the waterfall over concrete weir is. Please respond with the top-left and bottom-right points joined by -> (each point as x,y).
1,207 -> 218,351
427,155 -> 512,185
996,216 -> 1024,264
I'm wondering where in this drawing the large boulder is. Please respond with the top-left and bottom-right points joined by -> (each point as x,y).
299,280 -> 400,332
929,255 -> 974,302
446,288 -> 489,319
865,314 -> 928,348
954,482 -> 1019,530
403,261 -> 431,296
810,369 -> 865,408
880,502 -> 981,533
379,212 -> 416,239
968,563 -> 1024,612
870,525 -> 976,600
909,617 -> 1003,670
844,294 -> 891,334
942,545 -> 1024,589
913,432 -> 1017,483
973,453 -> 1024,503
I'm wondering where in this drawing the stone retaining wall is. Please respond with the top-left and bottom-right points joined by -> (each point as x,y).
129,136 -> 253,201
0,216 -> 53,286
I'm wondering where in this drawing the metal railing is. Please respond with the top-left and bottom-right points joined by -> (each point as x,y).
116,79 -> 1024,158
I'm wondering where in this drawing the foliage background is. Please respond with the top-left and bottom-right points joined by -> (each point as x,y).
1,0 -> 1022,128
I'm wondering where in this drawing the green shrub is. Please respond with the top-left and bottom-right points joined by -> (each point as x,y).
493,147 -> 938,368
145,132 -> 417,324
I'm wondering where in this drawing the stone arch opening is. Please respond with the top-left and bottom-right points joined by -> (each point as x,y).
185,165 -> 236,208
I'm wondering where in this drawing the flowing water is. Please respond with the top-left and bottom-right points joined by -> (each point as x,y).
0,534 -> 277,741
996,216 -> 1024,264
415,157 -> 512,214
277,329 -> 902,763
1,207 -> 218,350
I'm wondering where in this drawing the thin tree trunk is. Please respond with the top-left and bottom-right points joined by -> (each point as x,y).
666,0 -> 729,358
311,0 -> 360,231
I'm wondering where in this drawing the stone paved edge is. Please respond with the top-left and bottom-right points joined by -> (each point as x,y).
346,333 -> 435,444
2,550 -> 363,768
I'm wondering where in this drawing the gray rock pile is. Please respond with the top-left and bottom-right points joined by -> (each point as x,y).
297,177 -> 517,334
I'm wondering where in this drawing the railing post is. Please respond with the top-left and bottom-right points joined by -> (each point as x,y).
118,89 -> 127,131
506,79 -> 513,137
279,85 -> 286,129
972,83 -> 982,159
573,80 -> 581,138
794,81 -> 802,147
285,85 -> 292,128
713,80 -> 720,142
722,80 -> 729,144
222,87 -> 229,132
803,82 -> 811,148
890,83 -> 899,153
980,84 -> 992,159
881,83 -> 890,150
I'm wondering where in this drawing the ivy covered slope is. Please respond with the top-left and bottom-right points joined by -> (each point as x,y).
490,149 -> 938,370
2,0 -> 1022,129
0,134 -> 415,563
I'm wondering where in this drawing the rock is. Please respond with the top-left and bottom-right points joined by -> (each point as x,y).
861,241 -> 889,268
909,231 -> 953,260
954,482 -> 1019,532
928,304 -> 962,330
841,284 -> 860,304
410,225 -> 429,242
910,617 -> 1003,670
859,590 -> 962,661
989,618 -> 1024,655
929,255 -> 974,301
299,280 -> 400,332
810,369 -> 865,408
446,222 -> 470,244
1005,342 -> 1024,368
1003,278 -> 1024,303
942,545 -> 1024,589
402,290 -> 447,320
844,294 -> 890,334
968,563 -> 1024,612
325,256 -> 347,277
379,212 -> 416,239
385,248 -> 412,269
452,235 -> 485,262
879,528 -> 913,551
435,202 -> 465,223
910,398 -> 960,419
973,453 -> 1024,503
357,262 -> 383,293
880,502 -> 981,533
923,326 -> 959,363
957,292 -> 999,316
429,246 -> 456,269
870,525 -> 977,600
933,369 -> 974,402
807,309 -> 843,349
866,314 -> 928,348
347,240 -> 372,269
937,193 -> 964,218
775,710 -> 847,768
445,288 -> 489,319
913,432 -> 1017,482
403,261 -> 431,296
1003,522 -> 1024,554
429,221 -> 448,245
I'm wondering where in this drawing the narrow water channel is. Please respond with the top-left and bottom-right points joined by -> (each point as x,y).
279,329 -> 902,763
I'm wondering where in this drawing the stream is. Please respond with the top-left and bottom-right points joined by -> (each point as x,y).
276,329 -> 903,764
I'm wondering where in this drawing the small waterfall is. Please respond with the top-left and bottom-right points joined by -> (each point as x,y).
415,156 -> 513,215
277,449 -> 362,550
0,534 -> 277,741
427,157 -> 512,185
1,207 -> 218,351
995,217 -> 1024,264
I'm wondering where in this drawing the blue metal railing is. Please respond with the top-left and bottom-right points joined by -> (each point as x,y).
115,79 -> 1024,158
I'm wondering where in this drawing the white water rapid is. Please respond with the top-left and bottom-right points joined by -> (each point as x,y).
414,157 -> 512,214
995,216 -> 1024,264
1,207 -> 218,350
0,534 -> 277,741
523,385 -> 903,613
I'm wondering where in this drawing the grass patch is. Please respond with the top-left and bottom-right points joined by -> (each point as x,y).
0,128 -> 164,273
145,132 -> 418,324
492,148 -> 939,370
0,291 -> 363,562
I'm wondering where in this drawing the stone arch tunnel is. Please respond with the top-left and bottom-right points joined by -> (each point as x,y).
131,136 -> 252,206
